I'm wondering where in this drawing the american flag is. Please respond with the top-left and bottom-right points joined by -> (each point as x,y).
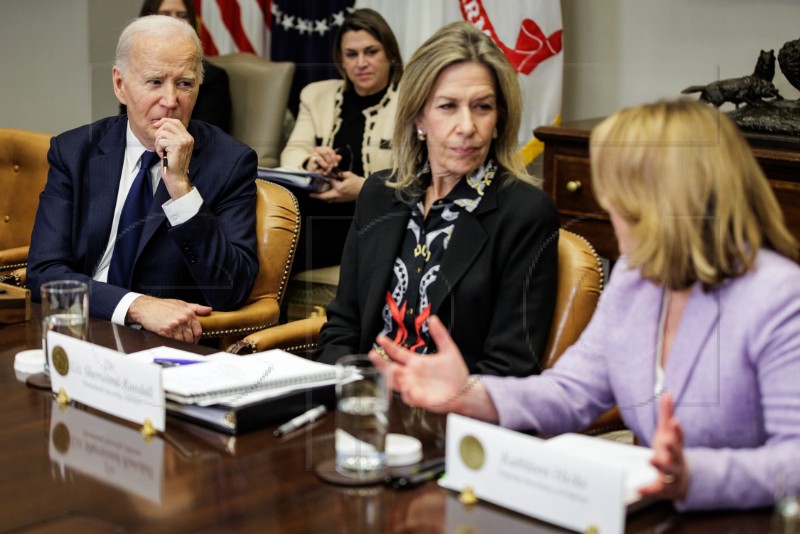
194,0 -> 271,57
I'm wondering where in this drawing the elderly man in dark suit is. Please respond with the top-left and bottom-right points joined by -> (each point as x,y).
28,15 -> 258,343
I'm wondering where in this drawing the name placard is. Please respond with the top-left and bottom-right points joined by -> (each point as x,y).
49,401 -> 164,503
440,414 -> 657,534
47,331 -> 165,431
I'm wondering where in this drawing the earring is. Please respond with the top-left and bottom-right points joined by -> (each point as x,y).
492,128 -> 498,139
417,129 -> 426,142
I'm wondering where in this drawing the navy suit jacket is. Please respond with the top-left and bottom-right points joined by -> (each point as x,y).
316,170 -> 559,377
27,115 -> 258,320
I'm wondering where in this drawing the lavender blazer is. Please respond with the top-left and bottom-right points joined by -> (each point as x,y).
482,249 -> 800,510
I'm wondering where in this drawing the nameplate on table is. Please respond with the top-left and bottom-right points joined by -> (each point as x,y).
439,414 -> 657,534
49,400 -> 164,503
47,331 -> 165,431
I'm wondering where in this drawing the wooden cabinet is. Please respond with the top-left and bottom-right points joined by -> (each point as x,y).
535,119 -> 800,261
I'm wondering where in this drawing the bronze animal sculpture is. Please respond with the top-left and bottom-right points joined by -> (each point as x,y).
681,50 -> 782,108
681,77 -> 781,108
778,37 -> 800,91
753,49 -> 776,81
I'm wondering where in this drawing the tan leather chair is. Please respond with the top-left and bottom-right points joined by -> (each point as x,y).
205,53 -> 295,168
198,179 -> 299,347
0,128 -> 52,275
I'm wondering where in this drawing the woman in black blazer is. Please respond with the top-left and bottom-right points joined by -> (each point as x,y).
315,22 -> 559,377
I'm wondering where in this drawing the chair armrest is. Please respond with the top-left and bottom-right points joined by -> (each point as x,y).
582,408 -> 626,436
198,297 -> 281,340
226,316 -> 327,355
0,246 -> 29,271
0,267 -> 26,287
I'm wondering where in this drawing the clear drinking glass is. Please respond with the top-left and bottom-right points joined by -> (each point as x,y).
335,354 -> 390,477
774,470 -> 800,534
41,280 -> 88,376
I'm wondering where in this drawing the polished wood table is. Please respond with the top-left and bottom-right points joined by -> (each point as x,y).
0,306 -> 775,532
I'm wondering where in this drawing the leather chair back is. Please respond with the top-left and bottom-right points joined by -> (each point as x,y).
0,129 -> 52,271
199,179 -> 299,343
541,229 -> 604,368
206,53 -> 295,168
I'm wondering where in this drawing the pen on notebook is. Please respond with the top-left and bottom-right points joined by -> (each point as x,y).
154,358 -> 202,367
274,405 -> 328,437
386,457 -> 446,489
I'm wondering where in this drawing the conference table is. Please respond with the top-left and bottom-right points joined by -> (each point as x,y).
0,305 -> 777,532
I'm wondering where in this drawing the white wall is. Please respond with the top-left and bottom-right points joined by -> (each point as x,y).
0,0 -> 91,135
561,0 -> 800,120
1,0 -> 798,134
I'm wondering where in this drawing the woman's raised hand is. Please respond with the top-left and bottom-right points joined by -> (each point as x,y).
369,315 -> 498,421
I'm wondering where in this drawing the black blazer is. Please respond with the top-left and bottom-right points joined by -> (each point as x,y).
316,170 -> 559,377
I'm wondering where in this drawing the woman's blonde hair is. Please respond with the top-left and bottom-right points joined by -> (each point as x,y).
389,22 -> 535,200
591,99 -> 797,290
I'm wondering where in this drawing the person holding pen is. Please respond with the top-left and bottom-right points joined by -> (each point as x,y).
27,15 -> 258,343
280,8 -> 404,272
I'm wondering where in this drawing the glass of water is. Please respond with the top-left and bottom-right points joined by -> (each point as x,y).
775,470 -> 800,533
335,354 -> 390,477
41,280 -> 88,377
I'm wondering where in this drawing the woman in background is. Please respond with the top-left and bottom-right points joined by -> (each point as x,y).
373,99 -> 800,511
125,0 -> 232,134
280,8 -> 403,272
317,22 -> 559,377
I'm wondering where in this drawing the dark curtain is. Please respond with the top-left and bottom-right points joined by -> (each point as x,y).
270,0 -> 356,115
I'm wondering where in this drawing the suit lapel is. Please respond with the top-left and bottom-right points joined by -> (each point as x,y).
428,181 -> 497,314
663,284 -> 721,407
360,201 -> 411,335
85,120 -> 127,274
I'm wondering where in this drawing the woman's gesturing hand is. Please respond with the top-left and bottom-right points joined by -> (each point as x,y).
639,392 -> 690,502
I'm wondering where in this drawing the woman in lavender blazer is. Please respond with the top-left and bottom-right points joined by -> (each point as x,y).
372,99 -> 800,511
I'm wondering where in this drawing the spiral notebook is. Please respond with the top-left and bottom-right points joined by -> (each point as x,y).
162,350 -> 337,407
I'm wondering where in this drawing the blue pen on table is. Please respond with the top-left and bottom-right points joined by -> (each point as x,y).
153,358 -> 203,367
274,405 -> 328,437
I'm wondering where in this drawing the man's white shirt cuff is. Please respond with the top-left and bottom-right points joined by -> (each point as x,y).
112,292 -> 144,327
162,186 -> 202,226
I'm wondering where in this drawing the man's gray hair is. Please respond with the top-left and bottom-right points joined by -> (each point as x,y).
115,15 -> 204,84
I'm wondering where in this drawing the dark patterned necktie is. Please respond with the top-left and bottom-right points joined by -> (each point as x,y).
108,150 -> 159,288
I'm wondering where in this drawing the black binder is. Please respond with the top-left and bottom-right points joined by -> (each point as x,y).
166,383 -> 336,435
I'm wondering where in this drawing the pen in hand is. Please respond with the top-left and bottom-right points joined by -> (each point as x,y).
274,405 -> 328,437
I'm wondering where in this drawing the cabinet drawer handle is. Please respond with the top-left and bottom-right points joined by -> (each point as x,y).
566,180 -> 582,193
